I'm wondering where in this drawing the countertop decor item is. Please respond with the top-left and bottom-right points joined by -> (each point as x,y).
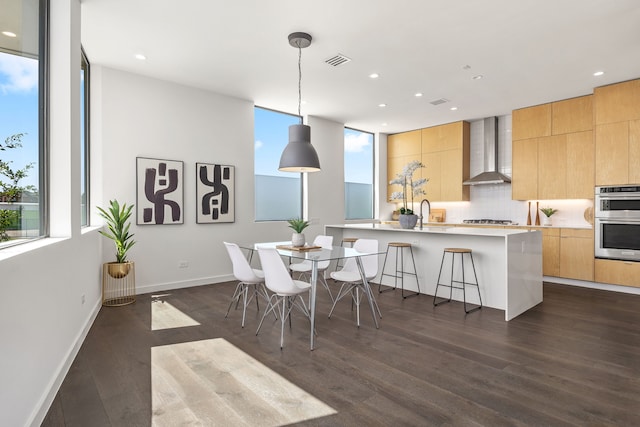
535,201 -> 540,226
540,207 -> 558,226
287,217 -> 310,247
527,201 -> 532,226
390,160 -> 427,229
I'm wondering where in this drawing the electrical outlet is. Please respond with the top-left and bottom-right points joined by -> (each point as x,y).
179,261 -> 189,268
81,294 -> 86,305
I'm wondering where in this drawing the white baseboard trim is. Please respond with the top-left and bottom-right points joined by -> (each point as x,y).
136,274 -> 234,295
30,298 -> 102,427
544,276 -> 640,295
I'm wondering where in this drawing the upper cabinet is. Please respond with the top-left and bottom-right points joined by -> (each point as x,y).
387,121 -> 469,203
594,79 -> 640,185
512,95 -> 594,200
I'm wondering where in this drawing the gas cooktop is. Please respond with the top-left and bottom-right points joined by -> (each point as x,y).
462,219 -> 516,225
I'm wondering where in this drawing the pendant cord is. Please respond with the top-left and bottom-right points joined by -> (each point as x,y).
297,45 -> 302,121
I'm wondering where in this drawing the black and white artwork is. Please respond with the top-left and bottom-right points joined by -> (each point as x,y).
136,157 -> 184,225
196,163 -> 235,223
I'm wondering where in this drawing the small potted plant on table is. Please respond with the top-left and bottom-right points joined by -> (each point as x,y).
287,217 -> 310,247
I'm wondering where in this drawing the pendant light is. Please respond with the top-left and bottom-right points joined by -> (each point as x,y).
278,32 -> 321,173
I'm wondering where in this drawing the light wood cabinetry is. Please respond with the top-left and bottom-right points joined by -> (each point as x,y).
387,121 -> 469,203
594,79 -> 640,125
512,103 -> 551,140
595,259 -> 640,288
566,131 -> 594,198
387,130 -> 421,200
512,95 -> 594,200
594,79 -> 640,186
559,228 -> 594,281
541,228 -> 560,276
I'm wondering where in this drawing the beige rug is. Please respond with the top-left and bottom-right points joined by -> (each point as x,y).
151,338 -> 336,426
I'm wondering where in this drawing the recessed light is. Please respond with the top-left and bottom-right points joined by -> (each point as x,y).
593,71 -> 605,76
415,92 -> 423,97
378,103 -> 387,108
450,106 -> 458,111
369,73 -> 379,79
2,31 -> 17,38
472,75 -> 483,80
134,53 -> 147,60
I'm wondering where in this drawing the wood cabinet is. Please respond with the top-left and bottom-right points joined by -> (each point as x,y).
512,95 -> 594,200
420,121 -> 470,202
387,130 -> 421,200
595,259 -> 640,288
594,79 -> 640,125
387,121 -> 469,203
594,79 -> 640,186
541,228 -> 560,276
559,228 -> 594,281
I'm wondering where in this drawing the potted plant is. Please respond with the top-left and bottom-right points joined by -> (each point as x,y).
98,199 -> 136,278
389,160 -> 427,229
287,217 -> 310,247
540,207 -> 558,226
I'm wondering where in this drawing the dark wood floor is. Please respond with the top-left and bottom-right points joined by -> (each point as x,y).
42,281 -> 640,426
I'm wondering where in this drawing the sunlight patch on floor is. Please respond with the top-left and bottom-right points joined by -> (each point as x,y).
151,294 -> 201,331
151,338 -> 336,426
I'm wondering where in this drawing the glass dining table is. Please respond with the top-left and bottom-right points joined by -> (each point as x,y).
242,241 -> 384,350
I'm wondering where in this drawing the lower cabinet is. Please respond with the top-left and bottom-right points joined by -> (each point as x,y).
541,227 -> 594,281
595,259 -> 640,288
559,228 -> 594,281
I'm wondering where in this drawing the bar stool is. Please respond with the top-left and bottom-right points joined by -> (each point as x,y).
433,248 -> 482,313
335,237 -> 358,271
378,242 -> 420,299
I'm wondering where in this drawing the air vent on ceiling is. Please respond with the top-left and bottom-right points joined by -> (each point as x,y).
430,98 -> 449,106
325,54 -> 351,67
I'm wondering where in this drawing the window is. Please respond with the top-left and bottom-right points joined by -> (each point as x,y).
254,107 -> 302,221
80,48 -> 89,227
344,128 -> 374,220
0,0 -> 47,247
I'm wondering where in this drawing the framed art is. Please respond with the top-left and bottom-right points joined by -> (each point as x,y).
136,157 -> 184,225
196,163 -> 235,223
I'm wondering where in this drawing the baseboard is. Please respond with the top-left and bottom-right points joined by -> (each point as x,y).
544,276 -> 640,295
29,298 -> 102,427
135,274 -> 235,295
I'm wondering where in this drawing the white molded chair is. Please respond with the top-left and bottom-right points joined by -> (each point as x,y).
328,238 -> 381,327
223,242 -> 271,327
256,247 -> 312,349
289,235 -> 334,302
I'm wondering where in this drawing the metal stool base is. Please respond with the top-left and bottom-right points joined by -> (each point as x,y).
433,248 -> 482,314
378,242 -> 420,299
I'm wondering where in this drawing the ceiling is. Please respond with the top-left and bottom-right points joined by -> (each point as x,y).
80,0 -> 640,134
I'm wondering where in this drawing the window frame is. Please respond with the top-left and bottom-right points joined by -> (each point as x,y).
344,126 -> 375,220
80,46 -> 90,227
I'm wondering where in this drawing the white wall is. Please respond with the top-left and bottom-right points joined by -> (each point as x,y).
0,2 -> 105,426
96,67 -> 348,293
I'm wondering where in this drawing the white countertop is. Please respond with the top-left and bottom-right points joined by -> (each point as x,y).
327,223 -> 535,237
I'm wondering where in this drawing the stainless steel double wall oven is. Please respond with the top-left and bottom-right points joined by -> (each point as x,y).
595,185 -> 640,262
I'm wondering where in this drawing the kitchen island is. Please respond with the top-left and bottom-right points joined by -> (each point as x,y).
325,224 -> 543,320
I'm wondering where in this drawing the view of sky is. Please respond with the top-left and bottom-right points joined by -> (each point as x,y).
0,51 -> 39,190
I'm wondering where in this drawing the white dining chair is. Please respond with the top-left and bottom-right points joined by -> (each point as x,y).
256,247 -> 312,349
289,235 -> 334,302
223,242 -> 272,328
328,238 -> 381,327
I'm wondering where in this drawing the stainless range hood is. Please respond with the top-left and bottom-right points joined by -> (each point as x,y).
463,116 -> 512,185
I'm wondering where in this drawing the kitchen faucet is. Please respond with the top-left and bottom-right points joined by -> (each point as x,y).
419,198 -> 431,230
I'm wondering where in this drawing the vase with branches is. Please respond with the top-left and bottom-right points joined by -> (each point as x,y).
389,160 -> 427,228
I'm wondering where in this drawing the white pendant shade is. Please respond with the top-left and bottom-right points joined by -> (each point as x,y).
278,124 -> 321,172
